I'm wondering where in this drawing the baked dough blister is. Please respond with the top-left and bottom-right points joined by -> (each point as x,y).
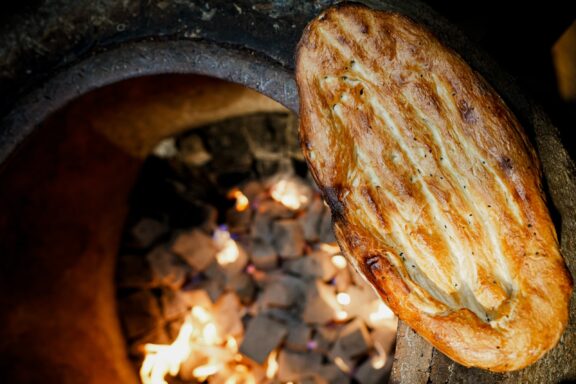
296,4 -> 572,371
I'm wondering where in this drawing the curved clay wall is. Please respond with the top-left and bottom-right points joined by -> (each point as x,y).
0,74 -> 286,384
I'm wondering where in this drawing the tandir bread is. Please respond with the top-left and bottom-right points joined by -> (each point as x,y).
296,4 -> 573,371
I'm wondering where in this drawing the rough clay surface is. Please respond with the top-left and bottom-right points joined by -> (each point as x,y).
0,0 -> 574,383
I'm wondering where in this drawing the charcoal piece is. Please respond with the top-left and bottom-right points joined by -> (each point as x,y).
239,315 -> 288,364
283,250 -> 337,281
298,196 -> 324,242
302,281 -> 338,324
214,292 -> 244,338
318,208 -> 336,243
329,319 -> 372,366
160,289 -> 189,321
118,290 -> 163,339
171,229 -> 217,272
178,134 -> 212,167
249,240 -> 278,270
225,273 -> 256,304
272,219 -> 305,259
285,322 -> 312,352
277,350 -> 323,382
116,254 -> 153,288
354,353 -> 393,384
130,217 -> 169,248
259,275 -> 306,310
147,246 -> 187,289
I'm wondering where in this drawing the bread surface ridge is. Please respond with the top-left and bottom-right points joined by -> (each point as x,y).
296,4 -> 572,371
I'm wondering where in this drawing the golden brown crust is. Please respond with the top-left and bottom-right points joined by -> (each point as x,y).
296,4 -> 573,372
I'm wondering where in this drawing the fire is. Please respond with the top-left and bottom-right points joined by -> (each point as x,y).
319,243 -> 340,254
214,227 -> 240,265
140,306 -> 247,384
336,292 -> 351,306
331,254 -> 347,269
335,310 -> 348,321
265,349 -> 279,379
228,188 -> 249,211
270,178 -> 309,210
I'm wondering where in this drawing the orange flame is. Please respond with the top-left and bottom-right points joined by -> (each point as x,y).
214,228 -> 240,265
139,306 -> 236,384
270,178 -> 309,210
265,349 -> 279,379
228,188 -> 249,212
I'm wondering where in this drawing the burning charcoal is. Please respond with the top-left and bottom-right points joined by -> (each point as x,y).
354,353 -> 393,384
298,196 -> 324,241
283,250 -> 337,281
171,229 -> 217,272
118,290 -> 163,339
130,217 -> 168,248
146,246 -> 187,290
214,292 -> 244,338
277,350 -> 323,382
249,240 -> 278,270
180,288 -> 213,309
116,254 -> 153,288
160,289 -> 190,321
225,273 -> 256,304
318,208 -> 336,243
329,319 -> 372,365
302,281 -> 339,324
285,322 -> 312,352
272,219 -> 305,259
239,315 -> 288,364
259,275 -> 306,309
218,243 -> 249,278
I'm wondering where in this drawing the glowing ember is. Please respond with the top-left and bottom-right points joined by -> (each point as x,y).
193,363 -> 222,379
214,227 -> 240,265
336,310 -> 348,321
319,242 -> 340,254
265,349 -> 279,379
270,178 -> 309,210
336,292 -> 351,306
228,188 -> 249,211
331,254 -> 347,269
370,302 -> 395,323
334,356 -> 351,373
